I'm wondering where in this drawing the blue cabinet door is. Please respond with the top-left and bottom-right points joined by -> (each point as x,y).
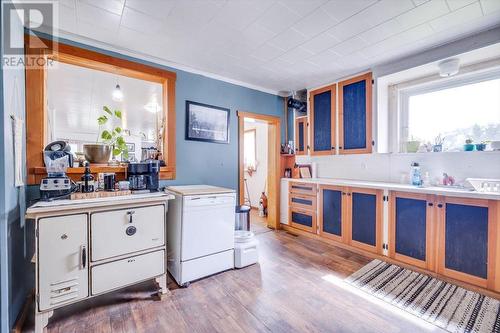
392,195 -> 428,267
310,85 -> 335,155
320,187 -> 343,241
443,201 -> 489,281
290,207 -> 316,233
339,73 -> 372,154
295,117 -> 307,155
350,189 -> 380,253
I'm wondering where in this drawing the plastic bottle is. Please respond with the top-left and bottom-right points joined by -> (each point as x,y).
410,162 -> 422,186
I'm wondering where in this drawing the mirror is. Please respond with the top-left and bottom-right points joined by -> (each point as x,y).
47,61 -> 164,162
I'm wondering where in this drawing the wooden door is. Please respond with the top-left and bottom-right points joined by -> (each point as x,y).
289,207 -> 317,233
389,192 -> 435,270
319,185 -> 346,243
347,187 -> 382,253
295,116 -> 308,155
437,197 -> 496,288
309,84 -> 336,155
338,73 -> 372,154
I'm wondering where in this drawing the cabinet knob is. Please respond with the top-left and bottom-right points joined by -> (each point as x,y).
437,204 -> 443,208
428,202 -> 433,207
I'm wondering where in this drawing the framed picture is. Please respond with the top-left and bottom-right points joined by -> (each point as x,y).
185,101 -> 230,144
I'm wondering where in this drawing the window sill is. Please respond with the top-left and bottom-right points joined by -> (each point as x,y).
29,165 -> 175,185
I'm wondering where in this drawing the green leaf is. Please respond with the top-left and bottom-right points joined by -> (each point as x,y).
114,127 -> 122,133
103,106 -> 112,115
97,115 -> 108,125
122,150 -> 129,159
101,130 -> 112,141
112,148 -> 121,156
116,136 -> 125,145
114,110 -> 122,119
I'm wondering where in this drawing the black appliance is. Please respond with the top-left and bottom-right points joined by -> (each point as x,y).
127,161 -> 160,192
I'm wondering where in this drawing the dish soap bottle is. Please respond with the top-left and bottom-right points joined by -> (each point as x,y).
410,162 -> 422,186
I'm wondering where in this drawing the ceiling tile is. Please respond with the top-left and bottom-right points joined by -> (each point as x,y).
58,3 -> 77,32
240,23 -> 277,47
413,0 -> 431,5
278,0 -> 329,17
306,50 -> 339,67
76,2 -> 121,31
268,28 -> 308,51
277,46 -> 314,64
430,2 -> 483,31
300,30 -> 340,54
358,19 -> 404,45
321,0 -> 378,22
326,15 -> 374,42
361,23 -> 434,56
250,43 -> 285,62
360,0 -> 416,26
77,21 -> 117,44
124,0 -> 176,20
481,0 -> 500,15
292,8 -> 339,38
256,2 -> 301,34
446,0 -> 477,11
211,0 -> 274,31
329,37 -> 369,56
396,0 -> 450,30
80,0 -> 124,15
121,6 -> 164,34
164,0 -> 224,33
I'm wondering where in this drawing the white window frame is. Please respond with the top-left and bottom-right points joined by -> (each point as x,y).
393,64 -> 500,153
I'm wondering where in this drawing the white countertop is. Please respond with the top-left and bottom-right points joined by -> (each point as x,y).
283,177 -> 500,200
167,185 -> 235,196
26,192 -> 174,217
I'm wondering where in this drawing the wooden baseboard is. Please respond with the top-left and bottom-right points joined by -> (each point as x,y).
279,224 -> 500,300
11,290 -> 33,333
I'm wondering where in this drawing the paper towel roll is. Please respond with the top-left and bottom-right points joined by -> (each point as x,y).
311,162 -> 318,178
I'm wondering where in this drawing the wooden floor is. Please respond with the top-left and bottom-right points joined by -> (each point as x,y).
23,220 -> 446,333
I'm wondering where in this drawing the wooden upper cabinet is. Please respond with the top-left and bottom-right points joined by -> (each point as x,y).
339,73 -> 372,154
309,84 -> 336,155
294,116 -> 308,155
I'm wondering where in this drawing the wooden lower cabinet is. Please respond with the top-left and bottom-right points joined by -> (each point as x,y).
319,185 -> 345,242
389,192 -> 435,270
437,197 -> 497,289
347,188 -> 382,254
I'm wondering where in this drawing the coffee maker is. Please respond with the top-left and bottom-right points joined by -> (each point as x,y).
40,141 -> 75,201
127,160 -> 160,192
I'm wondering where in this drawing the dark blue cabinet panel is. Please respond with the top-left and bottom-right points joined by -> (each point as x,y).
445,203 -> 488,279
291,212 -> 313,227
292,197 -> 313,206
343,80 -> 367,150
313,90 -> 332,152
351,193 -> 377,246
298,121 -> 305,151
395,197 -> 427,261
322,189 -> 342,237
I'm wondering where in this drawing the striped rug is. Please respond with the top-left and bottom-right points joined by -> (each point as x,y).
346,259 -> 500,333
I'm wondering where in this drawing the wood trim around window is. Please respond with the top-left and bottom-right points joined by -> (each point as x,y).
24,35 -> 176,184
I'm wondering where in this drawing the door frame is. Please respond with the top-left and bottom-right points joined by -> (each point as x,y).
238,111 -> 281,229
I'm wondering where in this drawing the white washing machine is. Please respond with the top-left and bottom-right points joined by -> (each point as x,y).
166,185 -> 236,286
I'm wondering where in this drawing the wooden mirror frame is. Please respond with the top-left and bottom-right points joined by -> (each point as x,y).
24,35 -> 176,184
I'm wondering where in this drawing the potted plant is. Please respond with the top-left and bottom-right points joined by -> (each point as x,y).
83,106 -> 128,163
475,141 -> 487,151
463,138 -> 475,151
432,134 -> 444,152
406,137 -> 421,153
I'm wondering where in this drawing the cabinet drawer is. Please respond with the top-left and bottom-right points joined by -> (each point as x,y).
91,205 -> 165,261
91,250 -> 164,295
289,207 -> 316,233
289,182 -> 316,196
289,193 -> 316,211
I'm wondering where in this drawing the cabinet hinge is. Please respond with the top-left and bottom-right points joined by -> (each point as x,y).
382,195 -> 389,202
36,294 -> 39,303
371,79 -> 374,84
382,243 -> 388,250
35,227 -> 39,238
372,140 -> 375,146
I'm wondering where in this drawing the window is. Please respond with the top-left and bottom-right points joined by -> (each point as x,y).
244,129 -> 256,170
399,71 -> 500,152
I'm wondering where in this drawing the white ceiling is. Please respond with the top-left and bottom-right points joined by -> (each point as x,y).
45,0 -> 500,93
